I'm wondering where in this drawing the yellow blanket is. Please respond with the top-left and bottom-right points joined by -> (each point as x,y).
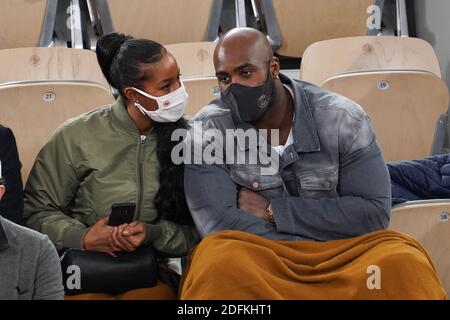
180,230 -> 446,300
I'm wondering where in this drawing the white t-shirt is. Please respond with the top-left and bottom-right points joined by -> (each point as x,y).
272,84 -> 295,156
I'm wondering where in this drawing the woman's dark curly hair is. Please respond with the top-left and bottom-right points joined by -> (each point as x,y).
96,32 -> 193,226
153,120 -> 192,225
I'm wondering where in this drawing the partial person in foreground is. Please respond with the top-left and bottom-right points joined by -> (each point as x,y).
0,125 -> 24,224
181,28 -> 446,300
23,32 -> 199,300
0,172 -> 64,300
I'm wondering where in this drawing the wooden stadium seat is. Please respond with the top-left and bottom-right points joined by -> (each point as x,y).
98,0 -> 220,45
0,47 -> 110,89
301,36 -> 442,86
184,77 -> 220,117
0,47 -> 113,182
321,70 -> 449,161
262,0 -> 373,57
390,200 -> 450,297
0,82 -> 115,183
0,0 -> 48,50
166,43 -> 218,116
165,42 -> 216,79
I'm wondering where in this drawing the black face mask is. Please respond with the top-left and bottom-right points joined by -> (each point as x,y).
221,64 -> 275,123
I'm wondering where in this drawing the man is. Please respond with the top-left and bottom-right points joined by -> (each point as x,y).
0,174 -> 64,300
181,28 -> 445,299
0,125 -> 23,224
388,153 -> 450,205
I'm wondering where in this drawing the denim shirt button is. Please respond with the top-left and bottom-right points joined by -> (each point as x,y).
252,182 -> 259,189
324,181 -> 331,188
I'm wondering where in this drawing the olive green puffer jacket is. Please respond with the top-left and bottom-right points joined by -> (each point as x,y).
24,98 -> 199,256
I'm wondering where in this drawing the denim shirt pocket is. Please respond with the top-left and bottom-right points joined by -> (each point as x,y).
298,166 -> 339,198
230,165 -> 283,199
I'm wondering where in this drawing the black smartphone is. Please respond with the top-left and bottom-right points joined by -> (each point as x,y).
108,203 -> 136,227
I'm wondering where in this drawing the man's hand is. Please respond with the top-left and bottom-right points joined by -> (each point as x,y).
238,188 -> 271,221
82,217 -> 121,256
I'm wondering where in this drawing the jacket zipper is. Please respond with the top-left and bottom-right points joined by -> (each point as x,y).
135,134 -> 147,220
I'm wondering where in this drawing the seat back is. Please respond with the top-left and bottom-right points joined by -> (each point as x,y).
0,0 -> 48,50
166,43 -> 218,116
321,70 -> 449,161
103,0 -> 215,44
269,0 -> 373,57
301,36 -> 442,86
184,77 -> 220,117
0,47 -> 110,88
166,42 -> 216,79
0,82 -> 115,182
390,201 -> 450,296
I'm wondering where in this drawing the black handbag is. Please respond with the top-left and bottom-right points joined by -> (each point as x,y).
60,246 -> 158,296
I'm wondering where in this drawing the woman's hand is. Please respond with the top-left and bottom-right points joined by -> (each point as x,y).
110,221 -> 148,253
83,219 -> 148,256
109,224 -> 133,253
122,221 -> 148,248
82,217 -> 121,256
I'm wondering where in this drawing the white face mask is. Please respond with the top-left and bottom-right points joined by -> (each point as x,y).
132,83 -> 189,123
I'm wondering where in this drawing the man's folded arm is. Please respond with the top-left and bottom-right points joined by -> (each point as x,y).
184,162 -> 300,241
272,141 -> 391,241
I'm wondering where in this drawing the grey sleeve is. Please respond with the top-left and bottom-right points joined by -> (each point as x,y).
33,236 -> 65,300
272,116 -> 392,241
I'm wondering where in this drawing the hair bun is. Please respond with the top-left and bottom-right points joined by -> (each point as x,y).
96,32 -> 132,87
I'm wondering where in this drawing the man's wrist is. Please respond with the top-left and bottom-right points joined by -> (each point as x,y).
266,202 -> 275,224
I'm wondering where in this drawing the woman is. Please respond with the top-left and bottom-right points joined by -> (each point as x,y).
0,125 -> 23,224
23,32 -> 199,300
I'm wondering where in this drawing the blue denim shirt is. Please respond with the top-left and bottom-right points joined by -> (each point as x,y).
184,75 -> 391,241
